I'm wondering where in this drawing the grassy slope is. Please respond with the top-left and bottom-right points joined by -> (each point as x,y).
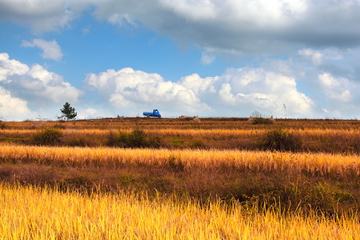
0,118 -> 359,215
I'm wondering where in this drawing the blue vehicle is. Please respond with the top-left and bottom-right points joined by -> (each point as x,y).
143,109 -> 161,118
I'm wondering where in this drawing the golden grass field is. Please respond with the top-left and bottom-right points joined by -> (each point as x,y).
2,127 -> 360,153
1,183 -> 359,240
0,118 -> 360,238
1,144 -> 360,176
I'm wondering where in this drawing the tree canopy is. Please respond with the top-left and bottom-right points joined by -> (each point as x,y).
60,102 -> 77,120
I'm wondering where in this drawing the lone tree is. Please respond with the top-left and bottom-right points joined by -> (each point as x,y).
60,102 -> 77,120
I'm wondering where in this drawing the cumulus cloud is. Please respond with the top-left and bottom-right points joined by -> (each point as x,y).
313,72 -> 360,118
10,64 -> 83,103
21,39 -> 63,61
217,68 -> 317,117
85,66 -> 320,118
318,73 -> 353,102
85,68 -> 210,114
0,86 -> 32,120
259,52 -> 360,118
0,53 -> 29,81
179,73 -> 218,95
0,53 -> 83,119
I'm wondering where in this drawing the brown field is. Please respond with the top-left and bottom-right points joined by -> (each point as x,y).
1,119 -> 360,153
1,117 -> 360,238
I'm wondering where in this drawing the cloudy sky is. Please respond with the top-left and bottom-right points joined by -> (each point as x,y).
1,0 -> 360,120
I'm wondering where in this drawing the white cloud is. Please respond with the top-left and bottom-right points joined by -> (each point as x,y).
85,66 -> 318,118
217,69 -> 317,117
318,73 -> 353,102
0,53 -> 29,81
21,39 -> 63,61
0,53 -> 83,119
312,72 -> 360,118
0,86 -> 32,120
85,68 -> 210,113
179,73 -> 218,94
21,64 -> 83,102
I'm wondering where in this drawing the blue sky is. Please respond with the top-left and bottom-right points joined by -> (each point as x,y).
1,0 -> 360,120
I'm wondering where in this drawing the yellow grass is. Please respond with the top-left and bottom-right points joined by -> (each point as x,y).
1,144 -> 360,176
0,183 -> 359,239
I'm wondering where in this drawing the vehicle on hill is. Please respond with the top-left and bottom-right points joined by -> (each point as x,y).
143,109 -> 161,118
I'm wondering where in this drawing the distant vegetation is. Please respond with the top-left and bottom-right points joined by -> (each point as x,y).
259,128 -> 302,152
59,102 -> 77,120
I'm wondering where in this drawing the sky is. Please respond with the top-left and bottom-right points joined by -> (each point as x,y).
1,0 -> 360,120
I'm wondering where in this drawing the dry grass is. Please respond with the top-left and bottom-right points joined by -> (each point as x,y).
1,118 -> 360,238
0,183 -> 359,239
2,128 -> 360,153
0,145 -> 360,176
0,145 -> 359,176
1,144 -> 359,213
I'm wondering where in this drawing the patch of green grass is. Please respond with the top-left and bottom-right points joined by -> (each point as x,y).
259,128 -> 302,152
32,128 -> 62,146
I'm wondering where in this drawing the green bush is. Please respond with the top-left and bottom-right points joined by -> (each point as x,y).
32,128 -> 62,145
108,129 -> 161,148
108,131 -> 126,147
128,129 -> 147,148
259,128 -> 302,152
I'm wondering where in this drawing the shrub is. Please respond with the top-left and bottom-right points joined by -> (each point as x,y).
108,129 -> 160,148
128,129 -> 147,148
32,128 -> 62,146
259,128 -> 302,152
